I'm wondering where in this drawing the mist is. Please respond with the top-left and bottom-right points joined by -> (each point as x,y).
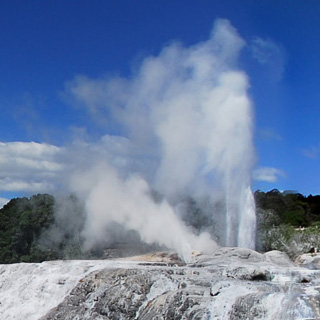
62,19 -> 256,259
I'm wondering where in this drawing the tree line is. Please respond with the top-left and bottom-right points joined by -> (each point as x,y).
0,194 -> 87,264
255,189 -> 320,227
0,190 -> 320,263
255,189 -> 320,257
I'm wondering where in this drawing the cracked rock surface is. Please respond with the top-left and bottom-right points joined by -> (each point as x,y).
39,248 -> 320,320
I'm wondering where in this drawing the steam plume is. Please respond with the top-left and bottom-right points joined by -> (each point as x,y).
65,19 -> 256,258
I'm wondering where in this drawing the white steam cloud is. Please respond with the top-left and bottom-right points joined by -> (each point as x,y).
65,19 -> 256,255
70,162 -> 215,261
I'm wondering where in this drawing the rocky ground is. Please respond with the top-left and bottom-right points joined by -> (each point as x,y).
2,247 -> 320,319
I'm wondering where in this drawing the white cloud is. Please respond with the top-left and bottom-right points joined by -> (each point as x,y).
250,37 -> 286,82
0,137 -> 143,195
0,178 -> 54,193
253,166 -> 285,182
259,127 -> 283,141
302,145 -> 320,159
0,141 -> 64,193
0,197 -> 9,208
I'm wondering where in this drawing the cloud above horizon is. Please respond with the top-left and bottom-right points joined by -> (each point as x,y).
0,141 -> 64,194
301,145 -> 320,159
259,127 -> 283,141
253,166 -> 285,183
250,37 -> 286,82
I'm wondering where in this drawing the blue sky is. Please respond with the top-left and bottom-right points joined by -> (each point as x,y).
0,0 -> 319,205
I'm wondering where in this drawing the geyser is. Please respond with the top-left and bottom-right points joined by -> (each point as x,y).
66,19 -> 256,258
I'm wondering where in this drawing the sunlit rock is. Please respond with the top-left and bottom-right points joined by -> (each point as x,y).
296,252 -> 320,270
1,248 -> 320,319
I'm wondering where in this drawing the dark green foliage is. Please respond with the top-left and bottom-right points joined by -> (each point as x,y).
38,194 -> 87,260
254,190 -> 315,227
306,195 -> 320,221
255,190 -> 320,257
0,194 -> 90,263
0,194 -> 55,263
255,189 -> 287,218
